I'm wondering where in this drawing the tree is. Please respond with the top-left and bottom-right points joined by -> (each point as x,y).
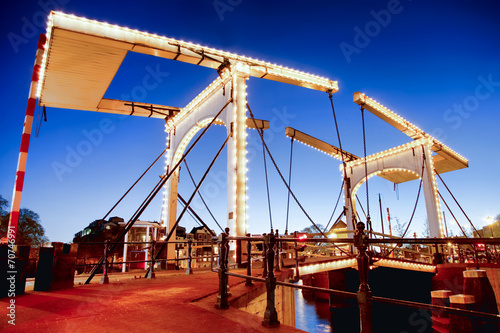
488,214 -> 500,238
300,224 -> 325,235
0,194 -> 9,232
421,218 -> 430,238
0,194 -> 8,216
392,216 -> 408,237
0,195 -> 49,246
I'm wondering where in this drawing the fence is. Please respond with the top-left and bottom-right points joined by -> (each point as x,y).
213,223 -> 500,331
75,238 -> 219,282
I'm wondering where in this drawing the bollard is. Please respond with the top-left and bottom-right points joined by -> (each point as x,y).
430,290 -> 452,331
354,221 -> 372,333
100,240 -> 109,284
449,294 -> 475,333
463,269 -> 500,332
246,233 -> 253,286
275,229 -> 281,272
146,240 -> 156,279
262,232 -> 280,328
186,237 -> 193,275
215,228 -> 230,309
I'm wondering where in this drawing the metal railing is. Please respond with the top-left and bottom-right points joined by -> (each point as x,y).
75,238 -> 218,282
213,224 -> 500,331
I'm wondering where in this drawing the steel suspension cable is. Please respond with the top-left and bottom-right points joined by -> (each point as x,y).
438,191 -> 469,237
400,146 -> 427,238
247,102 -> 351,256
329,93 -> 347,171
178,194 -> 220,234
183,159 -> 223,232
172,134 -> 231,232
434,170 -> 479,235
360,106 -> 371,219
246,103 -> 322,235
103,146 -> 169,220
285,137 -> 295,235
325,211 -> 347,235
384,148 -> 426,258
356,194 -> 368,220
329,93 -> 355,232
323,182 -> 344,233
83,146 -> 169,240
261,133 -> 274,231
178,197 -> 203,227
150,133 -> 231,269
85,98 -> 232,284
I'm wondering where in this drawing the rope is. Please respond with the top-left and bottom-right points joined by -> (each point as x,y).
360,106 -> 370,218
434,170 -> 479,235
246,102 -> 351,256
285,137 -> 295,234
261,129 -> 274,232
183,159 -> 224,232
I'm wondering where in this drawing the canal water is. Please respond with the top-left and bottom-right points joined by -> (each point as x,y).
294,282 -> 332,332
294,267 -> 435,333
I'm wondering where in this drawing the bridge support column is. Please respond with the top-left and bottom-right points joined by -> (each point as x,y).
226,67 -> 249,241
225,66 -> 249,265
165,170 -> 179,262
420,145 -> 444,238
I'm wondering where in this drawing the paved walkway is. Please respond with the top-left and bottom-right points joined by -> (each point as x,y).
2,269 -> 304,332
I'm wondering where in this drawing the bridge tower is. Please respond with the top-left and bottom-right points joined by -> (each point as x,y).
162,64 -> 250,247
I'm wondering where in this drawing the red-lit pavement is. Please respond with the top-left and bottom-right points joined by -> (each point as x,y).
2,269 -> 304,332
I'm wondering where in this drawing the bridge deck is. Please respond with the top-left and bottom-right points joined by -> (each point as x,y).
2,269 -> 302,332
283,255 -> 436,274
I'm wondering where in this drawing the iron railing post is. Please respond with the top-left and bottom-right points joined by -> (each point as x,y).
215,228 -> 230,309
354,222 -> 372,333
246,233 -> 253,286
262,232 -> 280,327
147,240 -> 156,279
262,233 -> 268,278
294,231 -> 300,281
186,236 -> 193,275
236,238 -> 242,268
275,229 -> 281,272
100,240 -> 109,284
211,236 -> 215,271
175,243 -> 179,269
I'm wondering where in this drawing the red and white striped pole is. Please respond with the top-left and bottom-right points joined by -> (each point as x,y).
7,34 -> 47,244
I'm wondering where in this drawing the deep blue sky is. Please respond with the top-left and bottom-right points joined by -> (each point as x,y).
1,0 -> 499,242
